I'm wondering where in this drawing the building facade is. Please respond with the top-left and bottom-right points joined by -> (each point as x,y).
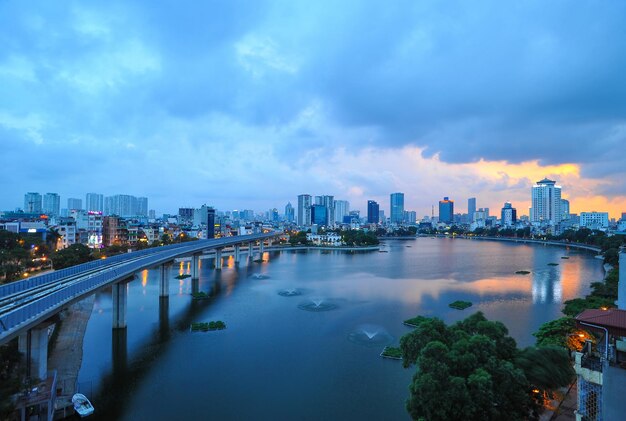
390,193 -> 405,224
580,212 -> 609,230
468,197 -> 476,222
85,193 -> 104,213
67,198 -> 82,210
439,197 -> 454,224
531,178 -> 562,225
24,192 -> 42,213
43,193 -> 60,216
297,194 -> 312,226
367,200 -> 380,224
501,202 -> 517,227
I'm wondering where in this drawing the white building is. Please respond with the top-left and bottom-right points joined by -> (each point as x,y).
297,194 -> 312,226
86,193 -> 104,213
24,192 -> 42,213
580,212 -> 609,230
334,200 -> 350,223
43,193 -> 60,216
531,178 -> 562,225
306,233 -> 342,246
54,223 -> 77,249
67,198 -> 82,210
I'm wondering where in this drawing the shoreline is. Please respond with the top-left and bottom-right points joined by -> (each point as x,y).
448,235 -> 602,253
265,245 -> 380,252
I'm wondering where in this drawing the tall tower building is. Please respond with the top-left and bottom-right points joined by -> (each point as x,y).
531,178 -> 562,225
137,197 -> 148,217
297,194 -> 312,226
439,197 -> 454,224
333,200 -> 349,223
285,202 -> 295,222
390,193 -> 404,224
321,195 -> 335,225
206,207 -> 216,239
67,198 -> 83,210
86,193 -> 104,213
501,202 -> 517,227
43,193 -> 60,216
468,197 -> 476,221
367,200 -> 380,224
24,192 -> 42,213
560,199 -> 570,221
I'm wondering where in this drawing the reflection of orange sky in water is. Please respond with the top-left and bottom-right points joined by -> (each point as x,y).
559,254 -> 602,301
141,269 -> 148,287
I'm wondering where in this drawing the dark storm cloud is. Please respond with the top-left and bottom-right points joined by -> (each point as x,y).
1,0 -> 625,211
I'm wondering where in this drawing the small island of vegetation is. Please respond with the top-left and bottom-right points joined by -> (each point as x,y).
448,300 -> 472,310
380,346 -> 403,360
515,270 -> 531,275
191,291 -> 210,300
175,274 -> 191,279
547,262 -> 559,266
191,321 -> 226,331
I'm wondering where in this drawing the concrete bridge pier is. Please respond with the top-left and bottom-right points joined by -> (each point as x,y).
215,248 -> 223,270
18,322 -> 53,380
112,281 -> 128,329
191,278 -> 199,294
159,264 -> 169,297
158,296 -> 170,341
112,327 -> 128,374
191,253 -> 200,280
259,241 -> 265,256
234,245 -> 240,264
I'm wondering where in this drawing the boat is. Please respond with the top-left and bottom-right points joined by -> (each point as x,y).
72,393 -> 94,417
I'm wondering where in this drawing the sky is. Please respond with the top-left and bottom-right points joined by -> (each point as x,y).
1,1 -> 625,218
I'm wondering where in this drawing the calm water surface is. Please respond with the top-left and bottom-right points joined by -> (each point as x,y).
77,238 -> 604,420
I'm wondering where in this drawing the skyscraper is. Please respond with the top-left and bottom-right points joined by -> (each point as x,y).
311,204 -> 327,226
86,193 -> 104,213
390,193 -> 404,224
439,197 -> 454,224
367,200 -> 380,224
297,194 -> 312,226
206,207 -> 216,238
24,192 -> 42,213
137,197 -> 148,217
43,193 -> 60,216
321,195 -> 335,226
333,200 -> 349,223
531,178 -> 562,225
285,202 -> 295,222
501,202 -> 517,227
468,197 -> 476,221
67,198 -> 82,210
561,199 -> 570,221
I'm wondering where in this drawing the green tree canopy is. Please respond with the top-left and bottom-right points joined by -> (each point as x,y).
401,312 -> 573,421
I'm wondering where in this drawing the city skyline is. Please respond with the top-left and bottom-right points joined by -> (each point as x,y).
1,2 -> 625,218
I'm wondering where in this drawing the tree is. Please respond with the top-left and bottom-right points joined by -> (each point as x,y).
50,244 -> 94,269
533,317 -> 589,351
401,313 -> 572,421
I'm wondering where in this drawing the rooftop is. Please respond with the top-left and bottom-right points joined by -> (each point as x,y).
575,308 -> 626,337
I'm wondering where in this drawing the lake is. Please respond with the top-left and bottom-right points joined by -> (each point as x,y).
77,238 -> 604,420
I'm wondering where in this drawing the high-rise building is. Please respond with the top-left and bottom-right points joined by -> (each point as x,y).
531,178 -> 562,225
390,193 -> 404,224
85,193 -> 104,213
285,202 -> 295,222
561,199 -> 570,221
321,195 -> 335,226
297,194 -> 312,226
67,198 -> 82,210
43,193 -> 60,216
104,194 -> 143,217
367,200 -> 380,224
439,197 -> 454,224
501,202 -> 517,227
404,210 -> 417,224
333,200 -> 349,223
24,192 -> 42,213
207,207 -> 216,238
468,198 -> 476,221
311,204 -> 327,226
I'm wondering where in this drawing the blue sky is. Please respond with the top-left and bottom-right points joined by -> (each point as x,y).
1,1 -> 625,217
